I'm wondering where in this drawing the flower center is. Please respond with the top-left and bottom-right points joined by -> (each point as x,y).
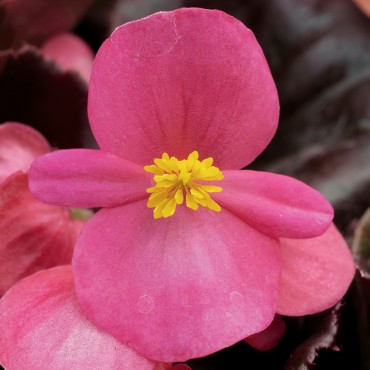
144,151 -> 223,219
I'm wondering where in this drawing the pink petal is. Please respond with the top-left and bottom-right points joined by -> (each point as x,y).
29,149 -> 151,208
213,170 -> 333,239
73,201 -> 280,362
244,315 -> 286,351
0,172 -> 80,296
0,122 -> 50,183
0,266 -> 155,370
277,224 -> 355,316
89,8 -> 278,169
41,32 -> 94,84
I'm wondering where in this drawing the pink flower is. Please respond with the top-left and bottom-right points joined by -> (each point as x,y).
0,122 -> 84,296
29,8 -> 354,361
0,266 -> 155,370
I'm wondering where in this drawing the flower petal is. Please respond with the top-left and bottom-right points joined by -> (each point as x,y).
29,149 -> 152,208
73,201 -> 280,362
0,122 -> 50,183
89,8 -> 278,169
213,170 -> 333,239
276,224 -> 355,316
0,172 -> 79,296
0,266 -> 155,370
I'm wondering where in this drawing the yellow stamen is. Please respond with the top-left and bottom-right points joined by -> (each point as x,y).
144,151 -> 223,219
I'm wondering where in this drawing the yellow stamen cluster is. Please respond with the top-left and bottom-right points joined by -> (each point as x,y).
144,151 -> 223,219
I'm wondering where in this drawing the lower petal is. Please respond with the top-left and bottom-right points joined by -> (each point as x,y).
277,224 -> 355,316
73,201 -> 281,362
0,266 -> 155,370
213,170 -> 333,239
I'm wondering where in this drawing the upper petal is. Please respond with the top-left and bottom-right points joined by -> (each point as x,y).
89,8 -> 279,169
0,266 -> 155,370
73,201 -> 280,362
213,170 -> 334,239
29,149 -> 151,208
0,122 -> 50,183
276,224 -> 355,316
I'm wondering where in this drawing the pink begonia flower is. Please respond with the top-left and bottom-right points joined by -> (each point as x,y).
0,266 -> 155,370
0,122 -> 84,296
41,32 -> 94,84
29,8 -> 353,361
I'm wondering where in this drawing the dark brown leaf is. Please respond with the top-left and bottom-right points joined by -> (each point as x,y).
284,304 -> 341,370
0,45 -> 94,149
